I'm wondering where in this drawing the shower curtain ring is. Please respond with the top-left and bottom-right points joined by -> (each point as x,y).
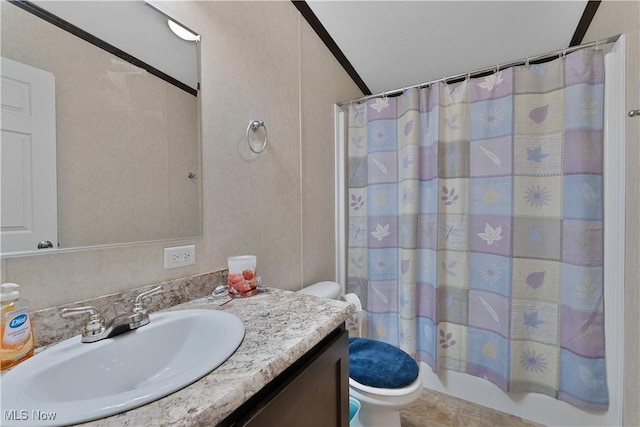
246,120 -> 268,154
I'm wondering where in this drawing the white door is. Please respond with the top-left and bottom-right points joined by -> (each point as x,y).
1,57 -> 57,254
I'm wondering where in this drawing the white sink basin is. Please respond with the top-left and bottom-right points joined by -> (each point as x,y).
1,309 -> 244,426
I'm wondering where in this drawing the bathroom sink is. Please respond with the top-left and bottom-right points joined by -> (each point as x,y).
1,309 -> 245,426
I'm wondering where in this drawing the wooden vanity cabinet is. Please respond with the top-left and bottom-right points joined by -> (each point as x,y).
220,326 -> 349,427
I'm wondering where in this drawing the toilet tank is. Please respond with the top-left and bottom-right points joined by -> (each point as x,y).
297,281 -> 342,299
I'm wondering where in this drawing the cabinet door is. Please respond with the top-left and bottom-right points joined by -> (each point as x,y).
241,330 -> 349,427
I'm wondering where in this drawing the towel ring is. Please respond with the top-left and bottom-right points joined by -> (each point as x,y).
246,120 -> 268,153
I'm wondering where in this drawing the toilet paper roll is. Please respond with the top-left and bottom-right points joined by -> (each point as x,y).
341,293 -> 363,336
341,293 -> 362,312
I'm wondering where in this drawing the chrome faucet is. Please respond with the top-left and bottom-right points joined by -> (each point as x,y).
61,286 -> 163,343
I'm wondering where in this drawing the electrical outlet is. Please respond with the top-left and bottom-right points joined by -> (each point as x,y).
164,245 -> 196,269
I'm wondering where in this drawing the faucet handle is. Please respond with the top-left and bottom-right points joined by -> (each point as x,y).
60,306 -> 106,337
133,286 -> 163,314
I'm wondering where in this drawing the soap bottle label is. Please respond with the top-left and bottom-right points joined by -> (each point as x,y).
3,307 -> 31,347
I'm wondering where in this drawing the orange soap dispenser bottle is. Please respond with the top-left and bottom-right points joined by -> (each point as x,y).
1,283 -> 34,370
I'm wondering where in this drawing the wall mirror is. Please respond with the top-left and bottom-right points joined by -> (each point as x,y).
1,0 -> 201,256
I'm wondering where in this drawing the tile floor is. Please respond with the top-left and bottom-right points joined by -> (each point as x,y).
400,389 -> 543,427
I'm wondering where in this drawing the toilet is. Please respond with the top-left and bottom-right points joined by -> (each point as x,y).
297,281 -> 422,427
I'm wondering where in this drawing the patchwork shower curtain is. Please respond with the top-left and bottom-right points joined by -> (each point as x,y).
346,48 -> 608,409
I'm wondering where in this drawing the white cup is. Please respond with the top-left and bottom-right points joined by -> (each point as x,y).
227,255 -> 258,297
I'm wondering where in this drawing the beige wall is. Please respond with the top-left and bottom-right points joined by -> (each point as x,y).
583,1 -> 640,425
1,1 -> 362,309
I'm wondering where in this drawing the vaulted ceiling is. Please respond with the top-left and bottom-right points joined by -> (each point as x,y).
304,1 -> 592,96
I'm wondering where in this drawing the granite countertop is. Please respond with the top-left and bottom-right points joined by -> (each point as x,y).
79,288 -> 354,426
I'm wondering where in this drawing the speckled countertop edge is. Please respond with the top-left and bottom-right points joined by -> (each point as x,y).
75,288 -> 355,426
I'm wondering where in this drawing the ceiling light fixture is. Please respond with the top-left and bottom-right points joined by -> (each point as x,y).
168,19 -> 199,42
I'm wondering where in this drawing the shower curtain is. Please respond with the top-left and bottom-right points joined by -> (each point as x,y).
346,48 -> 608,410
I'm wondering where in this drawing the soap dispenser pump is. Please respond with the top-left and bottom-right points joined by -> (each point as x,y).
1,283 -> 34,370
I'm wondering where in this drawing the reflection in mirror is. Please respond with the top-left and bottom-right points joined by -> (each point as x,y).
0,0 -> 201,256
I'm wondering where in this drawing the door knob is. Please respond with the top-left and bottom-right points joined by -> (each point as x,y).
37,240 -> 53,249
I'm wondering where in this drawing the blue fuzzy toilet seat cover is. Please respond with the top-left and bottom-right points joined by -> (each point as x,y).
349,337 -> 419,389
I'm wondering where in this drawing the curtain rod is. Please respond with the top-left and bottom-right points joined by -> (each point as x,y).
337,34 -> 620,107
